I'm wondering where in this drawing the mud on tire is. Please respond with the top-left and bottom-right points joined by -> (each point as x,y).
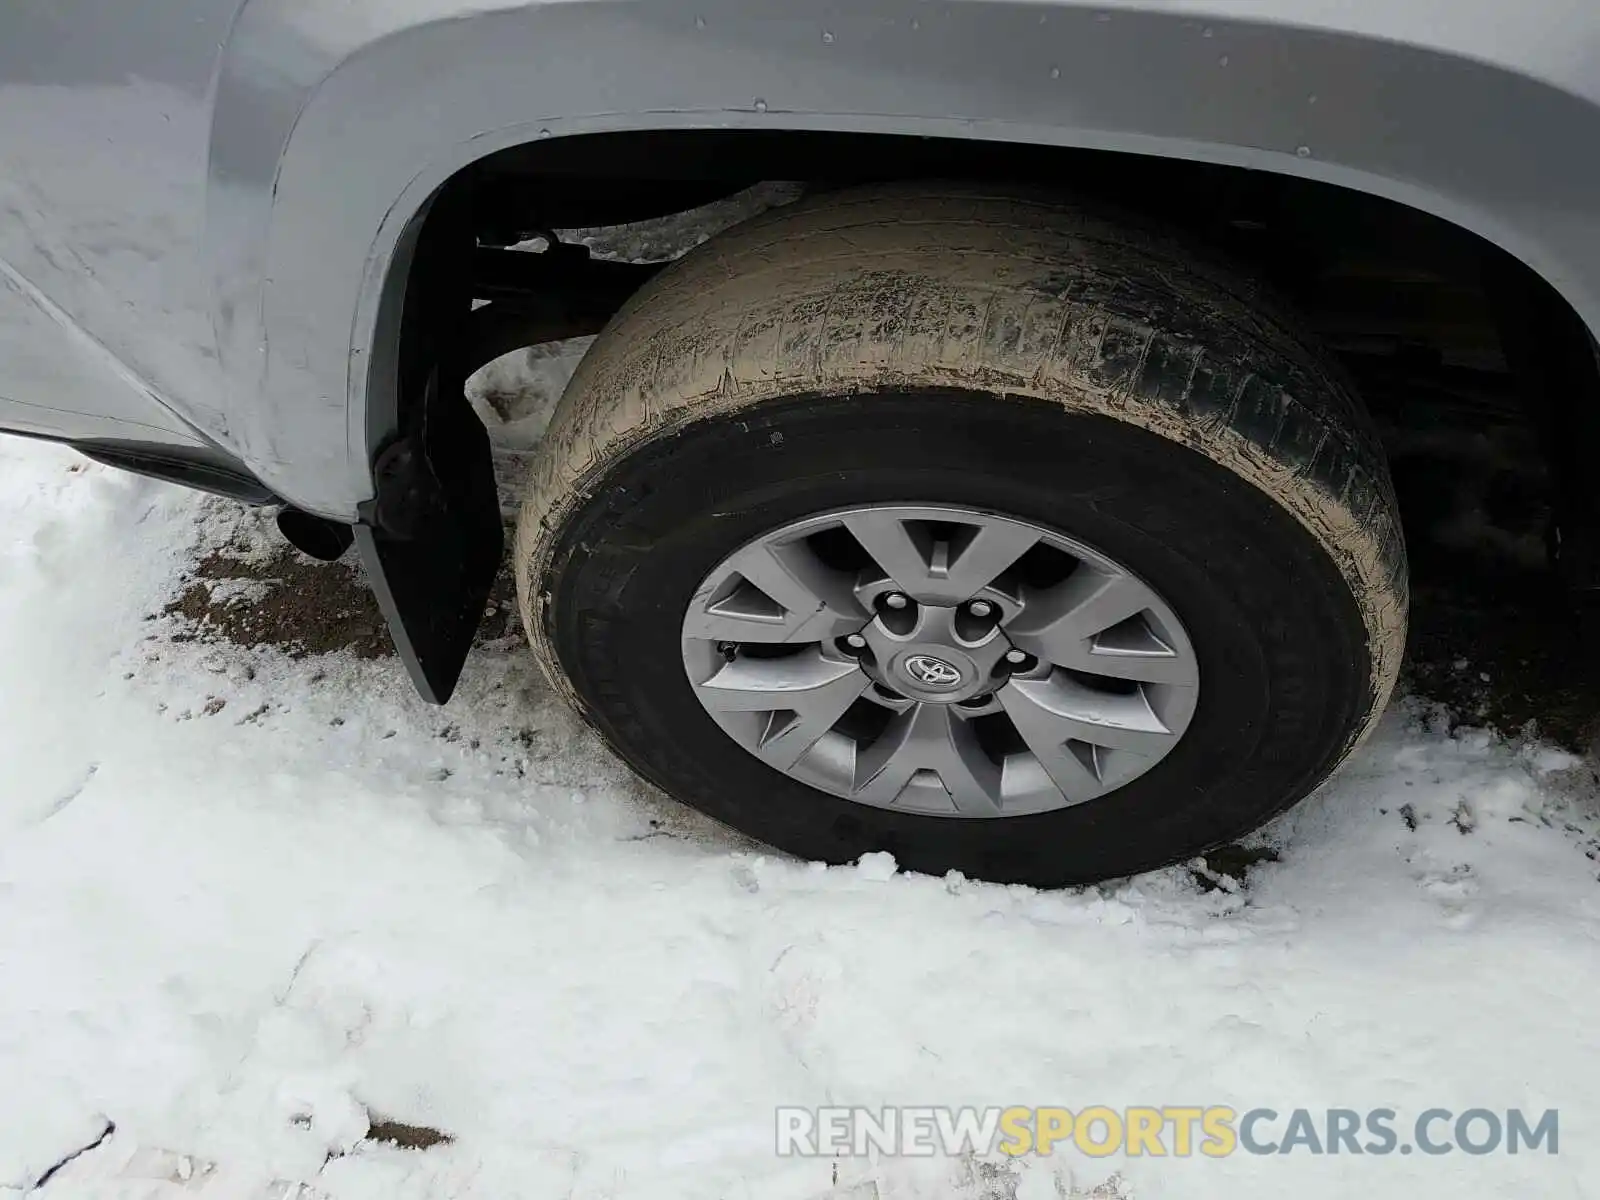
514,184 -> 1407,886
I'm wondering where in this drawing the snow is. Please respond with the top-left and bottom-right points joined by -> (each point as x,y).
4,434 -> 1600,1199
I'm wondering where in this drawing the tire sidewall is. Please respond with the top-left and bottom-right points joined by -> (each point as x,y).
538,390 -> 1371,886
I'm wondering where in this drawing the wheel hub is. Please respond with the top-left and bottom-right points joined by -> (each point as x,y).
853,601 -> 1011,705
681,504 -> 1200,818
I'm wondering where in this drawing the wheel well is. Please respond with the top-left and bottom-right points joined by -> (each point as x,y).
375,127 -> 1600,702
423,126 -> 1592,410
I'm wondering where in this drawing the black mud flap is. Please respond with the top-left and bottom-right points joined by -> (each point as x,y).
351,179 -> 657,703
354,368 -> 503,704
355,180 -> 503,705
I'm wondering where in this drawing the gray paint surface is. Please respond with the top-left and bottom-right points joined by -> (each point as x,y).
2,0 -> 1599,516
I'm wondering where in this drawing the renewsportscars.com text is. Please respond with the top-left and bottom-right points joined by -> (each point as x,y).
775,1105 -> 1559,1158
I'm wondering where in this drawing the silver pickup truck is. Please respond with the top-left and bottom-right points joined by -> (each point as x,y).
4,0 -> 1596,885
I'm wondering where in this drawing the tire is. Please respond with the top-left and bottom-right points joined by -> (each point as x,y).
515,184 -> 1407,887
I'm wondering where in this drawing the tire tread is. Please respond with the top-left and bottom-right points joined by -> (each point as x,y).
516,183 -> 1407,767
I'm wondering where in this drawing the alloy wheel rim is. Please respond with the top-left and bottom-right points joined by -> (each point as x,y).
680,505 -> 1199,817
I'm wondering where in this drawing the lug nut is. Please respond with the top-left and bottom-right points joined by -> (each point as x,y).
1004,648 -> 1030,665
968,599 -> 994,617
845,633 -> 867,650
883,593 -> 909,610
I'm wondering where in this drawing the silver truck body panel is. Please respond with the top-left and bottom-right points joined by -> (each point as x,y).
3,0 -> 1600,515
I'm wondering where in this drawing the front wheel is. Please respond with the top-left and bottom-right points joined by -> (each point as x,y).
515,185 -> 1407,886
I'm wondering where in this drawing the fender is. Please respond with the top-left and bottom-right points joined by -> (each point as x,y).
212,0 -> 1600,520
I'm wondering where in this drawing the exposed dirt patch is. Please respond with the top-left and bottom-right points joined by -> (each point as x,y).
163,547 -> 392,659
161,536 -> 523,661
363,1117 -> 454,1151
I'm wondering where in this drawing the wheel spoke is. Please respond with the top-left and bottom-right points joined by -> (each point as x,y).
841,511 -> 934,596
683,539 -> 865,645
842,511 -> 1038,604
945,521 -> 1042,596
999,727 -> 1106,804
1011,566 -> 1152,652
852,703 -> 1002,815
999,670 -> 1179,794
1077,636 -> 1194,685
698,650 -> 870,769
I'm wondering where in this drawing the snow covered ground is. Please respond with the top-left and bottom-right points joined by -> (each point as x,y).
5,429 -> 1600,1200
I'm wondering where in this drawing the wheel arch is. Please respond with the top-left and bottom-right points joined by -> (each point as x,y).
211,0 -> 1600,521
